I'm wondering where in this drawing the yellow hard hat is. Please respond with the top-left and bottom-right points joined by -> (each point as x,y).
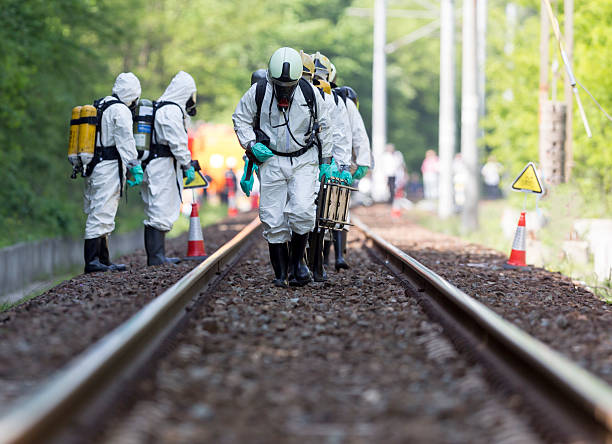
300,50 -> 314,82
313,77 -> 332,95
312,51 -> 331,81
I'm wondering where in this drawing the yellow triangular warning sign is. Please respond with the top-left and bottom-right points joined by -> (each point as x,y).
183,170 -> 209,189
512,162 -> 543,194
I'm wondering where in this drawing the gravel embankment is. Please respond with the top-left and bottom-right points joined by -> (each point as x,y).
354,204 -> 612,385
0,212 -> 254,408
98,230 -> 540,444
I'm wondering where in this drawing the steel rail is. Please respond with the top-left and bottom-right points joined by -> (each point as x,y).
0,217 -> 261,444
353,215 -> 612,443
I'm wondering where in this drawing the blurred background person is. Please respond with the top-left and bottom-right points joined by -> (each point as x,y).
481,155 -> 503,199
381,143 -> 398,203
453,153 -> 467,212
421,149 -> 439,201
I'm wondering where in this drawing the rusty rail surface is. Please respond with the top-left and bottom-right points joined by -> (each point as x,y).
0,217 -> 261,444
354,215 -> 612,443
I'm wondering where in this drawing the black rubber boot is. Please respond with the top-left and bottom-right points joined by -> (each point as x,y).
145,226 -> 181,266
84,238 -> 110,273
334,230 -> 349,271
99,236 -> 126,271
311,231 -> 327,282
288,232 -> 311,287
268,242 -> 289,287
323,240 -> 331,266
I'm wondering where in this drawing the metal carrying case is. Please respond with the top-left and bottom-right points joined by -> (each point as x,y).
316,178 -> 358,230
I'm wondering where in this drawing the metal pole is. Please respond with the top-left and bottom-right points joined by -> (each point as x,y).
477,0 -> 487,137
438,0 -> 455,219
371,0 -> 388,202
461,0 -> 479,231
538,0 -> 550,173
564,0 -> 573,181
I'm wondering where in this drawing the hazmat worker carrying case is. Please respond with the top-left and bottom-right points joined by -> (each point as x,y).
316,178 -> 358,231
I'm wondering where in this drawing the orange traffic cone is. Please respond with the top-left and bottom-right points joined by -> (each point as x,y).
228,189 -> 238,217
391,188 -> 402,218
505,211 -> 527,268
185,202 -> 207,260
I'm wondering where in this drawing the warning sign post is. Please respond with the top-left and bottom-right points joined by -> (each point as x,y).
183,170 -> 209,189
511,162 -> 543,194
504,162 -> 544,270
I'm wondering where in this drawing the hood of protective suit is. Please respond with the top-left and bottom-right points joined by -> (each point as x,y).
112,72 -> 141,105
158,71 -> 197,111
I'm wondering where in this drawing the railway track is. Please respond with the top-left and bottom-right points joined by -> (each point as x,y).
354,215 -> 612,443
1,214 -> 612,443
0,218 -> 262,444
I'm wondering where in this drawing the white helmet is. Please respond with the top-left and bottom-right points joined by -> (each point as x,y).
329,62 -> 337,86
268,47 -> 302,108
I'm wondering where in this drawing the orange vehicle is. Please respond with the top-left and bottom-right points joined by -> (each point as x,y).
188,123 -> 244,195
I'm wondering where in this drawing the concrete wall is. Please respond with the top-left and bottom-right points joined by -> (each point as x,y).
0,229 -> 144,302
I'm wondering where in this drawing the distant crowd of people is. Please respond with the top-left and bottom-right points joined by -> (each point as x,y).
381,145 -> 504,210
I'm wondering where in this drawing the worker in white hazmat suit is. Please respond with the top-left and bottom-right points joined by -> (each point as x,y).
339,86 -> 372,175
141,71 -> 196,265
233,47 -> 334,288
300,51 -> 353,282
311,52 -> 353,174
327,88 -> 373,269
83,72 -> 143,273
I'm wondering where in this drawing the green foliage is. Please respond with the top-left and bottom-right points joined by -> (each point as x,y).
5,0 -> 608,248
485,0 -> 612,216
1,0 -> 445,247
0,0 -> 124,245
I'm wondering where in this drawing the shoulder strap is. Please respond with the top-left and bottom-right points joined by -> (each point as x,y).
97,98 -> 122,114
151,101 -> 184,144
332,90 -> 339,106
298,77 -> 317,120
298,78 -> 321,163
254,79 -> 267,130
95,98 -> 123,150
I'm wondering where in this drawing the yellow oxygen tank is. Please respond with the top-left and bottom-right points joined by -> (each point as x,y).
68,106 -> 82,178
78,105 -> 97,175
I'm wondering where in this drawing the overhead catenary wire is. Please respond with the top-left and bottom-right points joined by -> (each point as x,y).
541,0 -> 612,136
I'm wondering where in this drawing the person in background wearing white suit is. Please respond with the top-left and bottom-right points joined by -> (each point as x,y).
141,71 -> 196,265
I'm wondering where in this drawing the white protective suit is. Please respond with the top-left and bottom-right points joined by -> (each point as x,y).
84,72 -> 140,239
233,80 -> 333,243
142,71 -> 194,232
345,98 -> 372,168
325,91 -> 352,168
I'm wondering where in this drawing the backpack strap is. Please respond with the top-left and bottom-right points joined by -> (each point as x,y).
335,88 -> 348,105
298,78 -> 322,164
149,100 -> 184,155
85,98 -> 126,195
147,100 -> 184,199
254,79 -> 267,131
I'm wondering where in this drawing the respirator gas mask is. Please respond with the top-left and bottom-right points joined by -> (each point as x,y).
185,92 -> 197,117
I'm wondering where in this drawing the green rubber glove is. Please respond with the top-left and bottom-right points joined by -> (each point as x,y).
319,163 -> 332,181
352,165 -> 369,180
127,165 -> 143,187
251,142 -> 274,163
330,158 -> 340,176
340,170 -> 354,185
240,161 -> 258,197
184,166 -> 195,185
